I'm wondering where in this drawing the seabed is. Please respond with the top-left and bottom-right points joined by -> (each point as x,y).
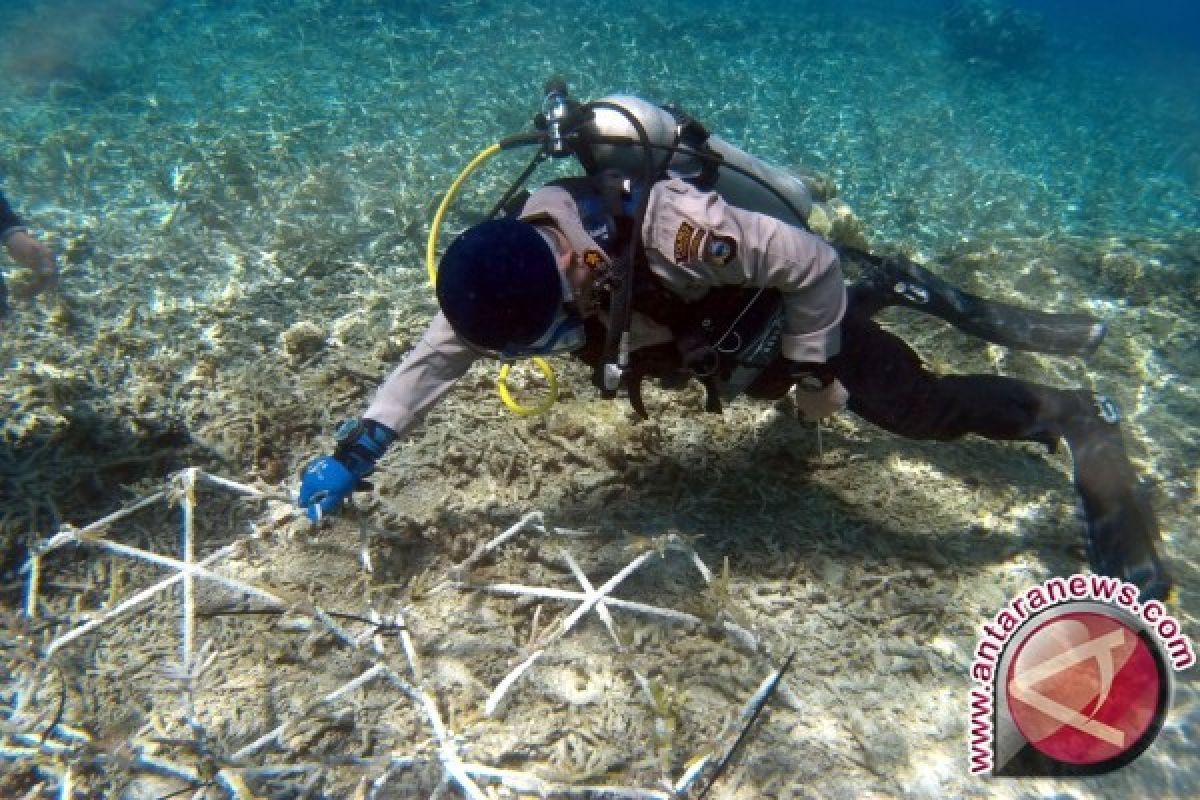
1,1 -> 1196,797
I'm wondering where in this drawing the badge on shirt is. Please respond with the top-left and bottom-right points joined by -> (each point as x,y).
674,221 -> 737,268
704,233 -> 737,267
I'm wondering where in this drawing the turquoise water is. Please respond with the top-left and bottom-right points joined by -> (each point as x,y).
3,0 -> 1199,247
1,1 -> 1197,797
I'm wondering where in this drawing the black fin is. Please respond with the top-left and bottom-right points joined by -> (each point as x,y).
1064,405 -> 1172,602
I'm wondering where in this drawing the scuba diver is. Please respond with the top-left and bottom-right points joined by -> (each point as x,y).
298,81 -> 1172,602
1,189 -> 58,317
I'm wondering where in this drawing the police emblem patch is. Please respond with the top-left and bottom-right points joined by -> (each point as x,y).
583,249 -> 606,270
674,221 -> 695,264
704,233 -> 737,267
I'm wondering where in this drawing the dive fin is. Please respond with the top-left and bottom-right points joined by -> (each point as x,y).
1063,397 -> 1172,602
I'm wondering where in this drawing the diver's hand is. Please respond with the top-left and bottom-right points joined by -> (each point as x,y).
793,379 -> 848,421
4,230 -> 58,294
789,361 -> 847,421
298,455 -> 362,522
297,418 -> 397,523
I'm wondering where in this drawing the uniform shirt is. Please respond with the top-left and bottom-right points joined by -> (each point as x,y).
641,178 -> 844,364
365,180 -> 845,437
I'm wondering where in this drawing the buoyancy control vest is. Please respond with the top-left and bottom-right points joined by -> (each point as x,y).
569,96 -> 825,415
536,173 -> 791,417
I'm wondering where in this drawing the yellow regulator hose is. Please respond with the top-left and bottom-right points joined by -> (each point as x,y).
498,360 -> 559,417
426,143 -> 501,287
425,142 -> 559,417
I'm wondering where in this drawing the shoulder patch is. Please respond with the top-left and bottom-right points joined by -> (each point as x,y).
583,249 -> 606,270
673,221 -> 695,264
704,233 -> 737,267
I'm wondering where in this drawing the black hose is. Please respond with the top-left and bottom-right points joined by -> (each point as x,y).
486,148 -> 547,220
582,101 -> 658,397
498,131 -> 545,150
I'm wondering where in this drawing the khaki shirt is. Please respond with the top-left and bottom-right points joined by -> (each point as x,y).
366,180 -> 845,436
642,178 -> 844,363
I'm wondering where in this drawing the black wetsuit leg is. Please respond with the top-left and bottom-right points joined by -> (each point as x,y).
830,304 -> 1171,601
839,247 -> 1107,357
831,305 -> 1074,444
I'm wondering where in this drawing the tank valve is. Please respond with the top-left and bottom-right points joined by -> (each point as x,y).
537,77 -> 574,158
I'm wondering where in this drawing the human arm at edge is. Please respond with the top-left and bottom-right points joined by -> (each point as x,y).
298,312 -> 478,521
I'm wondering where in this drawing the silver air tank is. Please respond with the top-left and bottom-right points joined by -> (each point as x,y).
581,94 -> 813,226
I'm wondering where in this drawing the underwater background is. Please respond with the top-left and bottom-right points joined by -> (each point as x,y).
1,1 -> 1197,798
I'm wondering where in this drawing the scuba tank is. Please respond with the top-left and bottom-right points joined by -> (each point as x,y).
578,94 -> 815,227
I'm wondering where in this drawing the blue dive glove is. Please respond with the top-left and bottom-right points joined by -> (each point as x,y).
298,418 -> 397,522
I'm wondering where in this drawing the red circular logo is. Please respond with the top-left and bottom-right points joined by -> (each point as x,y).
1005,611 -> 1163,766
